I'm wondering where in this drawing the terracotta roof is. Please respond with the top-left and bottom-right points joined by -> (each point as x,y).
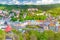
49,22 -> 55,26
58,26 -> 60,28
36,20 -> 44,22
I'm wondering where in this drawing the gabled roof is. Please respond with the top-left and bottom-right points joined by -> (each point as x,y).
49,22 -> 55,26
36,20 -> 44,22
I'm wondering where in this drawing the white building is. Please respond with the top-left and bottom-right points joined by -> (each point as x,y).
28,8 -> 38,11
0,20 -> 6,30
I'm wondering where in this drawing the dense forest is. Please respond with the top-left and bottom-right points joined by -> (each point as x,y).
0,3 -> 60,11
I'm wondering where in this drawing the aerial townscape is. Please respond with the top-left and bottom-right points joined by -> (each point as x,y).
1,1 -> 60,40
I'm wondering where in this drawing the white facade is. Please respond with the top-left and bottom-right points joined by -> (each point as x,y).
0,25 -> 6,30
0,20 -> 5,24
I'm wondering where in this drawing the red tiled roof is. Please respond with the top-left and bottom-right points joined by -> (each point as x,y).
49,22 -> 55,26
5,25 -> 12,32
58,26 -> 60,28
36,20 -> 44,22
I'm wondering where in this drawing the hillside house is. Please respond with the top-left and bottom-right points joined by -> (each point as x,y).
48,22 -> 55,31
15,10 -> 20,18
0,10 -> 2,14
28,8 -> 38,11
58,26 -> 60,32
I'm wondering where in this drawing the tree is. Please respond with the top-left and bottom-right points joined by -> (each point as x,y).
47,7 -> 60,17
54,32 -> 60,40
0,30 -> 5,40
11,17 -> 17,21
44,30 -> 55,40
12,29 -> 23,40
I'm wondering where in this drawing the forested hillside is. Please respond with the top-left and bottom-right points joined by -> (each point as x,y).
0,4 -> 60,11
0,4 -> 60,21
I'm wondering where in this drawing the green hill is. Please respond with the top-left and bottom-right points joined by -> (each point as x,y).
0,4 -> 60,21
0,4 -> 60,11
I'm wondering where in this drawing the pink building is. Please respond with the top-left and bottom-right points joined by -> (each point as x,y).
0,10 -> 2,14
